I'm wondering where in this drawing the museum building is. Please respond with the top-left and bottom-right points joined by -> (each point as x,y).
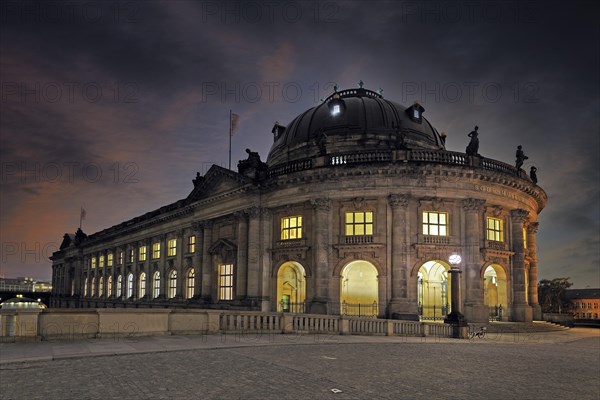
50,86 -> 547,323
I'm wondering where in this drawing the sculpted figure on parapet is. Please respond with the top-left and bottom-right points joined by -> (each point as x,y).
466,126 -> 480,156
515,145 -> 528,170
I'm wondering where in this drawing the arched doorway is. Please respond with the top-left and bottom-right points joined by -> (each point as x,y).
484,264 -> 508,320
276,262 -> 306,313
418,260 -> 450,321
340,260 -> 379,317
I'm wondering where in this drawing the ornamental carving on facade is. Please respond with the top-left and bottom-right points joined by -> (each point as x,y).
527,221 -> 539,234
311,198 -> 331,211
388,194 -> 409,208
462,198 -> 486,211
510,209 -> 530,223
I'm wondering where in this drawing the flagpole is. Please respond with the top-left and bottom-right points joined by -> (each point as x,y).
229,109 -> 232,170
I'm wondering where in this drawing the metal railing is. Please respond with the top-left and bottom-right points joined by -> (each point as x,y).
418,304 -> 450,321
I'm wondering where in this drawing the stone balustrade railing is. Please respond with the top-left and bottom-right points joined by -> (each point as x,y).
0,309 -> 455,342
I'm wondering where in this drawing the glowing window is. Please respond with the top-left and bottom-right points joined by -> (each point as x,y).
91,257 -> 97,269
128,249 -> 134,263
168,239 -> 177,257
127,273 -> 133,298
218,264 -> 234,301
152,243 -> 161,259
116,275 -> 122,298
107,276 -> 113,297
117,251 -> 123,265
139,273 -> 146,299
332,104 -> 340,115
281,216 -> 303,240
186,269 -> 195,299
153,271 -> 160,298
139,246 -> 147,261
345,211 -> 373,236
99,255 -> 105,268
91,277 -> 96,297
107,253 -> 113,267
168,270 -> 177,298
413,109 -> 420,119
84,277 -> 88,297
187,235 -> 196,253
486,217 -> 504,242
98,277 -> 104,297
423,212 -> 448,236
523,227 -> 527,249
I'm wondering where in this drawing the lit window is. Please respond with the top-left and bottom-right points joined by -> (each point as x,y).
186,269 -> 195,299
139,246 -> 147,261
168,239 -> 177,257
117,251 -> 123,265
107,253 -> 113,267
127,273 -> 133,298
116,275 -> 122,298
128,249 -> 134,263
107,276 -> 113,297
413,109 -> 420,119
139,273 -> 146,299
187,235 -> 196,253
99,255 -> 105,268
91,257 -> 97,269
91,277 -> 96,297
153,271 -> 160,298
486,217 -> 504,242
218,264 -> 234,301
523,228 -> 527,249
345,211 -> 373,236
332,104 -> 340,115
84,277 -> 88,297
99,277 -> 104,297
168,270 -> 177,298
423,212 -> 448,236
281,216 -> 303,240
152,243 -> 161,259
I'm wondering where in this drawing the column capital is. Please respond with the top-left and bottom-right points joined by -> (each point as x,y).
510,209 -> 530,223
526,221 -> 539,234
462,198 -> 485,212
246,206 -> 262,218
311,198 -> 331,211
388,194 -> 409,209
190,221 -> 203,232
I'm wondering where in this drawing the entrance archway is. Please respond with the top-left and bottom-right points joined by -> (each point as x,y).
484,264 -> 508,320
276,262 -> 306,313
340,260 -> 379,317
418,260 -> 450,321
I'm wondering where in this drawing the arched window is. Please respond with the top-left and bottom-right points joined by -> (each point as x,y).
98,277 -> 104,297
168,270 -> 177,299
83,277 -> 88,297
116,275 -> 123,298
186,269 -> 195,299
127,273 -> 134,298
91,277 -> 96,297
139,272 -> 146,299
153,271 -> 160,298
107,276 -> 113,297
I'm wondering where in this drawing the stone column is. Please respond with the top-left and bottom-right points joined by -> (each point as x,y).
511,209 -> 532,322
259,208 -> 273,311
246,207 -> 261,300
462,198 -> 488,322
444,268 -> 468,338
191,222 -> 204,299
175,229 -> 185,300
310,198 -> 331,314
200,221 -> 213,301
527,221 -> 542,320
388,194 -> 416,319
235,212 -> 248,299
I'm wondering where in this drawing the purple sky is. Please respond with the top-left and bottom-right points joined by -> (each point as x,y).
1,1 -> 599,288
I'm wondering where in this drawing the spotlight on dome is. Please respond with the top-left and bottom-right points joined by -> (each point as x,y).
328,96 -> 345,117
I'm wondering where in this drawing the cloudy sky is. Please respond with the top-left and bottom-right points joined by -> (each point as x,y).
1,0 -> 598,288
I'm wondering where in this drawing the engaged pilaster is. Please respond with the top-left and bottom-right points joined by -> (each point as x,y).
511,209 -> 532,322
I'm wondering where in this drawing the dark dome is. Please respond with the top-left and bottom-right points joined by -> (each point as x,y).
267,87 -> 446,166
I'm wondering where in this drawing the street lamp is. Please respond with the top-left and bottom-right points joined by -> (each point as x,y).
444,253 -> 467,337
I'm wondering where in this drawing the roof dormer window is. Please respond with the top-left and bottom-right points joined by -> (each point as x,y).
407,102 -> 425,124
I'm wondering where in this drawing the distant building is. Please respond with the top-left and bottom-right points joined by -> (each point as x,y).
566,289 -> 600,320
0,277 -> 52,293
50,86 -> 547,323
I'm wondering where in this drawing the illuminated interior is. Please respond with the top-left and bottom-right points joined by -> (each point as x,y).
340,260 -> 378,306
484,264 -> 508,312
276,261 -> 306,311
418,260 -> 451,319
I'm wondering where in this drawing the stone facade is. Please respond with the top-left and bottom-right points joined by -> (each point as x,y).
51,87 -> 547,323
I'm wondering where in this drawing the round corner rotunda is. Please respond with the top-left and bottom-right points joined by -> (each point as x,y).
51,85 -> 547,323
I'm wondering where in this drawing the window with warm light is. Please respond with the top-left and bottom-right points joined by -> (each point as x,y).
107,276 -> 113,297
91,257 -> 97,269
187,235 -> 196,253
486,217 -> 504,242
345,211 -> 373,236
168,270 -> 177,298
91,277 -> 96,297
139,272 -> 146,299
218,264 -> 234,300
99,255 -> 105,268
423,212 -> 448,236
107,253 -> 113,267
84,277 -> 88,297
127,273 -> 133,298
117,275 -> 122,297
186,269 -> 195,299
99,277 -> 104,297
152,243 -> 161,259
523,228 -> 527,248
139,245 -> 147,261
281,216 -> 302,240
153,271 -> 160,298
168,239 -> 177,257
118,251 -> 123,265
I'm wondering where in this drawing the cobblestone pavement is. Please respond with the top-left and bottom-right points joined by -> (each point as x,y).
1,329 -> 599,400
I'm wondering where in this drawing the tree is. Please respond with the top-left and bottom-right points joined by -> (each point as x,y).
538,277 -> 573,313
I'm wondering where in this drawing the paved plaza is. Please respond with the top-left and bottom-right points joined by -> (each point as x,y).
1,328 -> 599,400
